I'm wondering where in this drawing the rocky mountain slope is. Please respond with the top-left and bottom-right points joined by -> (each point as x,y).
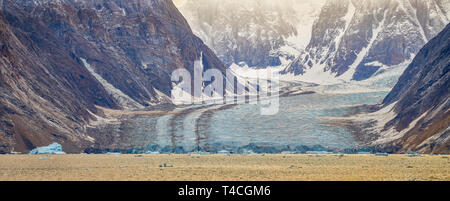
359,24 -> 449,153
283,0 -> 449,82
0,0 -> 226,153
178,0 -> 326,67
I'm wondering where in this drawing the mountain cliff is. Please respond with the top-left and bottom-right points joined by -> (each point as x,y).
361,24 -> 449,153
0,0 -> 226,153
283,0 -> 449,82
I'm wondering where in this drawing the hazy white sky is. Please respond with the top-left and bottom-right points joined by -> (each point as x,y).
173,0 -> 188,7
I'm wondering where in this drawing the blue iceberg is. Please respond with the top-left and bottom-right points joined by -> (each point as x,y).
217,150 -> 230,155
29,143 -> 66,155
306,151 -> 333,154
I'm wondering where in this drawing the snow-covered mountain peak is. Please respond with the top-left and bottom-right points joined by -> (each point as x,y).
179,0 -> 449,84
178,0 -> 326,67
283,0 -> 449,83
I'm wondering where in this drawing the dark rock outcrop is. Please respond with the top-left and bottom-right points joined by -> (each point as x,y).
375,24 -> 449,153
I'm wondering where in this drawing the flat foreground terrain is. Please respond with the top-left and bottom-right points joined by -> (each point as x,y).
0,154 -> 448,181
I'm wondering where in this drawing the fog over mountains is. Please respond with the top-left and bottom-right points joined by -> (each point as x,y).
179,0 -> 326,68
179,0 -> 449,82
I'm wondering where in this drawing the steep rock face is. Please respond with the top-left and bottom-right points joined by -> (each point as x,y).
0,0 -> 226,153
178,0 -> 326,67
283,0 -> 449,82
373,24 -> 449,153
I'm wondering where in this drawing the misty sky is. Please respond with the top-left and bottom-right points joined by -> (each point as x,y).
173,0 -> 188,7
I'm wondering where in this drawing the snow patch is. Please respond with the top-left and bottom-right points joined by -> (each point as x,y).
86,109 -> 119,127
373,110 -> 429,145
119,7 -> 126,16
80,58 -> 144,109
365,61 -> 385,67
417,126 -> 450,149
282,62 -> 344,85
397,0 -> 427,42
433,0 -> 449,24
340,9 -> 387,80
334,0 -> 356,54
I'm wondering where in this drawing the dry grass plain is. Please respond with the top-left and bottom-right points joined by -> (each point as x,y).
0,154 -> 448,181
